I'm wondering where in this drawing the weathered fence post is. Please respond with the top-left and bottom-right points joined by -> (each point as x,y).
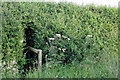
28,46 -> 42,72
38,49 -> 42,72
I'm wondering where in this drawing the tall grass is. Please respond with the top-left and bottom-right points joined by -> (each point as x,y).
26,52 -> 118,78
1,50 -> 118,78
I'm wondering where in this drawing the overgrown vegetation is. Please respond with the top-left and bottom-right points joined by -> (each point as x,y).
1,2 -> 118,78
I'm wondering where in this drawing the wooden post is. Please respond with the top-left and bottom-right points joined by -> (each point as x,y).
38,50 -> 42,72
28,46 -> 42,72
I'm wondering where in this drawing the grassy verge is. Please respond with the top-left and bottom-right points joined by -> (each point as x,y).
26,52 -> 118,78
1,51 -> 118,78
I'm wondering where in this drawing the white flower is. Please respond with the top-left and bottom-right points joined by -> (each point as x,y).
20,40 -> 26,43
49,38 -> 55,40
56,34 -> 61,38
87,35 -> 92,38
46,42 -> 48,45
62,48 -> 66,52
45,55 -> 48,59
67,38 -> 70,40
20,40 -> 23,43
12,68 -> 17,71
58,48 -> 61,50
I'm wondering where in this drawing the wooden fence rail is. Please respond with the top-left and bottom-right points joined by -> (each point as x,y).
28,46 -> 42,72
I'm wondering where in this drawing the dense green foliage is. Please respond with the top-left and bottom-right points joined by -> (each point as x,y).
1,2 -> 26,71
1,2 -> 118,78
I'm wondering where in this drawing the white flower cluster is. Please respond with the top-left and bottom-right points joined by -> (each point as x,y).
48,34 -> 70,53
58,48 -> 66,52
49,34 -> 71,41
1,60 -> 18,73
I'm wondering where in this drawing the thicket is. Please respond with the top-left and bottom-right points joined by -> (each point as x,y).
1,2 -> 118,72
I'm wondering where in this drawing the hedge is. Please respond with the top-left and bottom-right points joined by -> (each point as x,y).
1,2 -> 118,70
1,2 -> 26,71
